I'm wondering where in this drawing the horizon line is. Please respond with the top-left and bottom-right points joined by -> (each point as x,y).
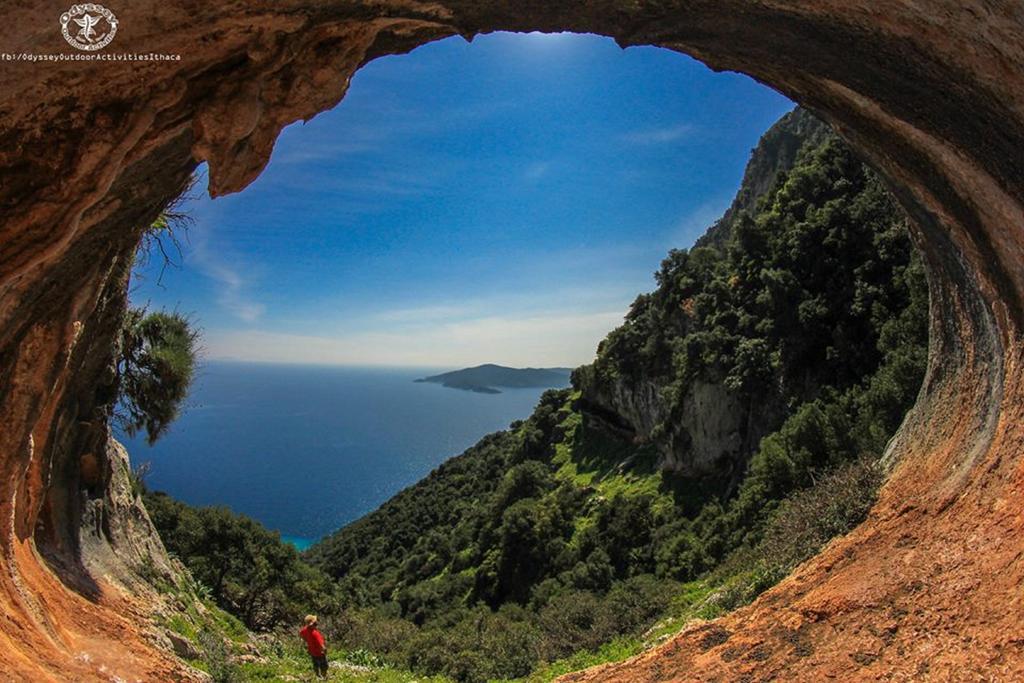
198,357 -> 586,371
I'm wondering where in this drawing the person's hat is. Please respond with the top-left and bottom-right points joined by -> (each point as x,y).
304,614 -> 317,626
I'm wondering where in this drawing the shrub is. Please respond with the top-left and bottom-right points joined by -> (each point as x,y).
117,308 -> 199,444
757,455 -> 883,572
537,591 -> 604,660
334,608 -> 418,663
144,491 -> 340,631
598,574 -> 674,635
196,630 -> 240,683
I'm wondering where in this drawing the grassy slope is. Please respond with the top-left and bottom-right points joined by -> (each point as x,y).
150,569 -> 451,682
513,397 -> 769,682
161,406 -> 744,683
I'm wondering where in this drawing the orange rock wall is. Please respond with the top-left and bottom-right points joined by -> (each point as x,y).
0,2 -> 1021,680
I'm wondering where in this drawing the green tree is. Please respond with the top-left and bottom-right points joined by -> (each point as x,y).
144,491 -> 340,630
116,308 -> 199,444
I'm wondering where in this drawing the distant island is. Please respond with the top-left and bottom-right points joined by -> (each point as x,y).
415,364 -> 573,394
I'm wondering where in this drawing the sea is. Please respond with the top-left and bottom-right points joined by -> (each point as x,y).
119,361 -> 556,550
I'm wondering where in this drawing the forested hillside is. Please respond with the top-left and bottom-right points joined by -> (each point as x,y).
300,108 -> 929,682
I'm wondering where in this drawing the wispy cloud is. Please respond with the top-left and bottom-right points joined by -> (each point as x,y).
192,236 -> 265,324
371,303 -> 480,325
273,139 -> 382,165
310,168 -> 447,197
354,276 -> 648,334
272,98 -> 516,167
204,309 -> 624,368
621,122 -> 696,145
523,161 -> 552,182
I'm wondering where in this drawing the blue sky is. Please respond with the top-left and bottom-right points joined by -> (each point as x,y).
132,32 -> 793,367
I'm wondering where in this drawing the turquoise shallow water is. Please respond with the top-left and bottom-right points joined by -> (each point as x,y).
281,536 -> 315,551
121,361 -> 556,541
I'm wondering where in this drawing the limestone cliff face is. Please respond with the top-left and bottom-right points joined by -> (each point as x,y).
667,380 -> 749,475
575,111 -> 825,479
1,1 -> 1023,681
78,436 -> 181,593
696,108 -> 832,250
577,369 -> 752,479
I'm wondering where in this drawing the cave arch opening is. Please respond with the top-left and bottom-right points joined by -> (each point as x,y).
101,31 -> 935,676
0,4 -> 1020,680
122,32 -> 814,543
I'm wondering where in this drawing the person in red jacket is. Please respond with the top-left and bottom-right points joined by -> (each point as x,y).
299,614 -> 328,679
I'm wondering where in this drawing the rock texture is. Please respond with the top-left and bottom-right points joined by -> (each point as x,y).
573,111 -> 828,479
0,1 -> 1022,680
77,437 -> 182,594
577,370 -> 754,479
695,107 -> 831,250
